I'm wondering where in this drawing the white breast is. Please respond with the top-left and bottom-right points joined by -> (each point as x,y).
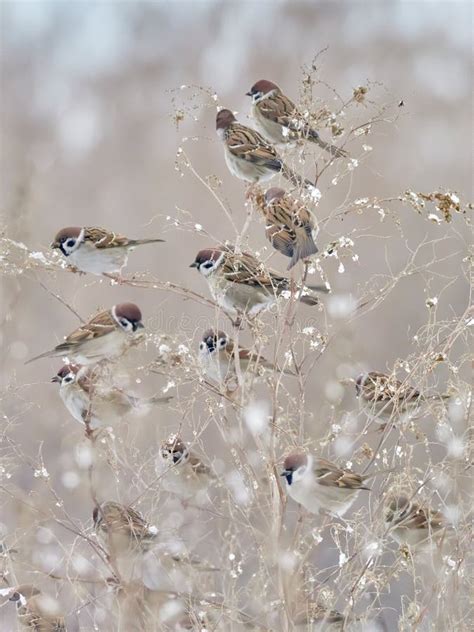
59,384 -> 102,429
69,242 -> 129,275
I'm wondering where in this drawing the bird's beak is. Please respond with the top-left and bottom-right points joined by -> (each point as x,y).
189,262 -> 198,268
50,241 -> 59,249
280,470 -> 290,477
136,321 -> 145,329
51,375 -> 61,383
245,91 -> 253,96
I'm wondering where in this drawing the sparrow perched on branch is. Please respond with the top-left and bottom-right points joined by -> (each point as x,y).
384,494 -> 447,547
246,79 -> 348,158
216,109 -> 314,189
26,303 -> 144,365
190,247 -> 328,319
93,501 -> 158,554
155,434 -> 214,501
256,187 -> 319,269
52,364 -> 172,429
281,452 -> 370,517
51,226 -> 164,276
355,371 -> 448,423
6,585 -> 66,631
198,328 -> 292,391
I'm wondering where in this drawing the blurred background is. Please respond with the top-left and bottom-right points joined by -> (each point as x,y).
0,2 -> 472,630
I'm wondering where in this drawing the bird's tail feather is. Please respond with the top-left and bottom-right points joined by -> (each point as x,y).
308,130 -> 348,159
131,394 -> 173,409
281,165 -> 315,191
128,238 -> 165,246
288,236 -> 318,270
298,283 -> 330,306
25,349 -> 54,365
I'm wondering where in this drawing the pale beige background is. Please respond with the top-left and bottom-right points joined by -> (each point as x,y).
0,2 -> 472,630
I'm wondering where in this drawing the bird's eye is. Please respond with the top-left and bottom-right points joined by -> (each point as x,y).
66,239 -> 76,248
64,376 -> 74,383
218,338 -> 227,347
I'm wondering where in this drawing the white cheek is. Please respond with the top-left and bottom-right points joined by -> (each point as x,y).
216,127 -> 226,141
293,468 -> 306,483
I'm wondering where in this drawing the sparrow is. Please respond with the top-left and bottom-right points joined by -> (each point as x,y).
93,501 -> 158,554
52,364 -> 172,429
246,79 -> 348,158
51,226 -> 164,276
216,109 -> 314,189
198,328 -> 292,391
355,372 -> 431,423
190,246 -> 328,318
7,585 -> 66,631
384,494 -> 446,547
26,302 -> 144,365
155,434 -> 214,501
281,452 -> 370,517
257,187 -> 318,269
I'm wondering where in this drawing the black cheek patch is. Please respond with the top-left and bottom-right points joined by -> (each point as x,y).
285,473 -> 293,485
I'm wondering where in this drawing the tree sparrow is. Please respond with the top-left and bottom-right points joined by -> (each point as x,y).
52,364 -> 172,429
190,247 -> 328,319
216,109 -> 314,189
26,302 -> 144,365
7,584 -> 66,631
384,495 -> 446,547
246,79 -> 348,158
256,187 -> 318,269
355,372 -> 426,423
93,501 -> 158,554
155,434 -> 214,501
51,226 -> 164,276
198,328 -> 291,391
281,452 -> 370,517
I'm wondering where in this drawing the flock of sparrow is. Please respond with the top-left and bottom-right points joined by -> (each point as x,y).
7,80 -> 453,631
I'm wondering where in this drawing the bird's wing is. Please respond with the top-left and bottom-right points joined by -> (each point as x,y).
258,93 -> 299,130
397,503 -> 444,531
123,506 -> 154,538
266,225 -> 296,258
226,124 -> 282,170
221,251 -> 289,292
313,458 -> 367,490
189,453 -> 213,476
83,227 -> 131,249
363,372 -> 421,403
58,310 -> 117,349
